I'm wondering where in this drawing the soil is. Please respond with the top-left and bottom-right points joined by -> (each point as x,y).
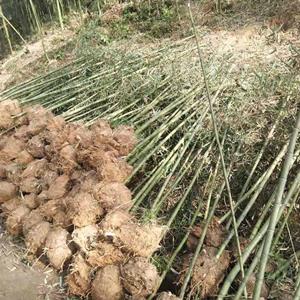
0,232 -> 60,300
0,15 -> 81,92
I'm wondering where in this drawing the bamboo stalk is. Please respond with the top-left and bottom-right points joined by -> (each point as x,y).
253,110 -> 300,299
0,5 -> 13,54
187,3 -> 246,295
56,0 -> 64,29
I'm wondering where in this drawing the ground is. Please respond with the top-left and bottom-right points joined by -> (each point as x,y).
0,232 -> 61,300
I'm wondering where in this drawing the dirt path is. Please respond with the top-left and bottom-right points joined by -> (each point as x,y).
0,232 -> 61,300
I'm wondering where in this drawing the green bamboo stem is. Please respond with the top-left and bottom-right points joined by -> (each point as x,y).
237,105 -> 283,199
28,0 -> 49,62
253,110 -> 300,300
217,142 -> 290,258
179,135 -> 236,298
220,141 -> 289,225
233,243 -> 264,300
294,267 -> 300,298
166,141 -> 214,228
56,0 -> 64,29
272,175 -> 300,248
187,2 -> 246,288
0,5 -> 13,53
218,145 -> 300,298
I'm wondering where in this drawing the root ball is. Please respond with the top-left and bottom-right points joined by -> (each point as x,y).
67,254 -> 91,296
91,265 -> 124,300
182,246 -> 230,298
86,241 -> 124,268
72,225 -> 98,253
6,205 -> 30,236
121,257 -> 159,297
0,181 -> 17,203
113,125 -> 137,156
93,181 -> 132,212
67,192 -> 103,227
45,227 -> 72,270
25,221 -> 51,254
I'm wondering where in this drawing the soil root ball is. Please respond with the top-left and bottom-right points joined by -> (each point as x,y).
114,223 -> 164,257
21,159 -> 47,178
93,181 -> 132,212
182,246 -> 230,298
187,217 -> 227,250
47,174 -> 70,199
15,150 -> 34,164
67,123 -> 92,146
121,257 -> 160,297
113,125 -> 137,156
5,164 -> 22,185
27,135 -> 45,158
1,198 -> 20,215
241,274 -> 269,299
25,105 -> 53,135
45,227 -> 72,270
86,241 -> 124,268
67,192 -> 104,227
1,136 -> 26,161
67,254 -> 91,297
6,205 -> 30,236
39,199 -> 63,221
25,221 -> 51,254
22,209 -> 44,235
91,265 -> 124,300
0,100 -> 22,129
23,193 -> 39,209
100,210 -> 133,232
100,156 -> 133,183
72,225 -> 98,253
90,119 -> 113,138
0,181 -> 17,203
156,292 -> 180,300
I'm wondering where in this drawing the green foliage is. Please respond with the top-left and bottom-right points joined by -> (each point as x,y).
76,19 -> 109,56
109,19 -> 133,40
122,0 -> 180,38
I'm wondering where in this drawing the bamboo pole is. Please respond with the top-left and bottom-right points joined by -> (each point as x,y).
253,110 -> 300,299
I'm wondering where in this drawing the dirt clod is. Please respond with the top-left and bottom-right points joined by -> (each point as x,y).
93,181 -> 132,211
121,257 -> 160,297
182,246 -> 230,298
67,254 -> 91,296
45,227 -> 72,270
187,217 -> 226,250
0,181 -> 17,203
91,265 -> 124,300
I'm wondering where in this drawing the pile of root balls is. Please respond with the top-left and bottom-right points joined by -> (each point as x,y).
0,100 -> 169,299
